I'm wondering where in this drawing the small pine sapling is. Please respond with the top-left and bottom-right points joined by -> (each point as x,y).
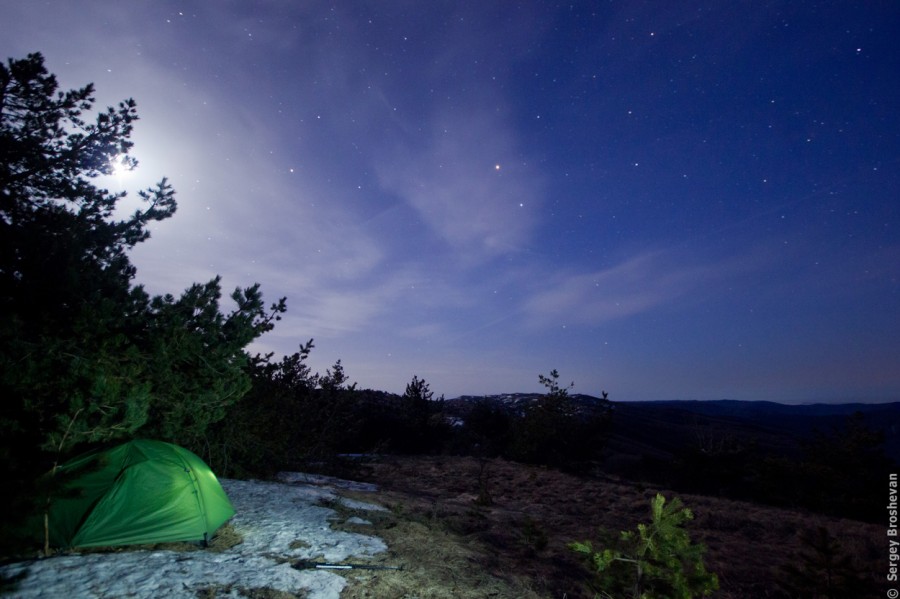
570,493 -> 718,599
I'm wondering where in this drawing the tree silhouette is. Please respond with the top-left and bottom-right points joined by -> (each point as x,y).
0,53 -> 284,552
510,369 -> 610,468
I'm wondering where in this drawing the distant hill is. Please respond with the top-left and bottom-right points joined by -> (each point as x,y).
444,395 -> 900,465
634,398 -> 900,418
623,399 -> 900,461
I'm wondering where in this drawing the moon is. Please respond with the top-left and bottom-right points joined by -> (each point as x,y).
111,156 -> 135,179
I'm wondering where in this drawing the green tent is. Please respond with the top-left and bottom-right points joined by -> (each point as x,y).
47,439 -> 235,549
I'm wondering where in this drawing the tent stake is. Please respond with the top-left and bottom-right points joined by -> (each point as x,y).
292,560 -> 403,571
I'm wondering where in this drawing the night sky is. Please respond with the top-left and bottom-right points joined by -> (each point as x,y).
2,2 -> 898,402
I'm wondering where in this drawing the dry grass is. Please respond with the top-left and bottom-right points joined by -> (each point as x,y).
332,455 -> 883,599
194,584 -> 305,599
324,496 -> 544,598
40,457 -> 883,597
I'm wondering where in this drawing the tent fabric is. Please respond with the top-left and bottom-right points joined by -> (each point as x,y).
48,439 -> 234,549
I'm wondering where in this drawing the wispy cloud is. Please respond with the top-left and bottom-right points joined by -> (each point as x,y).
374,108 -> 543,260
521,249 -> 759,328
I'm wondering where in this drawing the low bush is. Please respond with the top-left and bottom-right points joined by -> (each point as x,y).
571,493 -> 718,599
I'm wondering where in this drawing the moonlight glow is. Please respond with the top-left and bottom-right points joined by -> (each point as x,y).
110,156 -> 134,179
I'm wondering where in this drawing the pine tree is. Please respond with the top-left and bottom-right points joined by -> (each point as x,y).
139,279 -> 285,447
0,53 -> 285,552
205,340 -> 317,477
1,53 -> 173,454
397,375 -> 438,453
571,493 -> 719,598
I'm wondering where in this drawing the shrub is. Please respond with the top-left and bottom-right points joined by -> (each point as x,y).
570,493 -> 718,599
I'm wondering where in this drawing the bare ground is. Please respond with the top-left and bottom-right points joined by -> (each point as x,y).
327,455 -> 883,599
